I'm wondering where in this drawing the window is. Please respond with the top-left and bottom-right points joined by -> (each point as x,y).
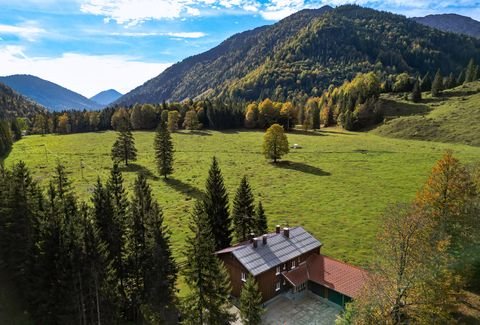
275,266 -> 280,275
291,260 -> 296,269
275,281 -> 281,291
283,263 -> 286,270
241,272 -> 247,282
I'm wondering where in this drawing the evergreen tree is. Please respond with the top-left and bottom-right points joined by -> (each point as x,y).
456,70 -> 465,85
420,72 -> 432,92
154,121 -> 174,179
255,200 -> 268,235
312,106 -> 321,130
111,130 -> 137,166
431,69 -> 443,97
410,78 -> 422,103
239,275 -> 264,325
203,157 -> 232,250
182,201 -> 235,325
10,118 -> 22,141
232,176 -> 256,241
465,58 -> 477,83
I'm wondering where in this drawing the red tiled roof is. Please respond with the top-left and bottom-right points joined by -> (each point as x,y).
282,254 -> 368,298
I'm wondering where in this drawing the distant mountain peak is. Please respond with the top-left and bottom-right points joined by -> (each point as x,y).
0,75 -> 102,111
413,13 -> 480,38
90,89 -> 122,106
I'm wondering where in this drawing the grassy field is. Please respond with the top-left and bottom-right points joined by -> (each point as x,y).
375,81 -> 480,146
4,128 -> 480,269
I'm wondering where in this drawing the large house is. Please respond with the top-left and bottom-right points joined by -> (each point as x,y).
216,226 -> 368,307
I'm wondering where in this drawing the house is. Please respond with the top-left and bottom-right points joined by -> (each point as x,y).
216,226 -> 368,307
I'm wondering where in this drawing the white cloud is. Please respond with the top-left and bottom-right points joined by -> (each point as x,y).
109,31 -> 206,38
0,22 -> 46,41
0,46 -> 172,97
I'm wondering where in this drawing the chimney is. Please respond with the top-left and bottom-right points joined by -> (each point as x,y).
249,232 -> 255,243
276,225 -> 281,234
262,234 -> 267,245
253,238 -> 258,248
283,227 -> 290,238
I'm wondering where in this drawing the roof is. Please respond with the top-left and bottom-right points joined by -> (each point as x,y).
216,227 -> 322,276
282,254 -> 368,298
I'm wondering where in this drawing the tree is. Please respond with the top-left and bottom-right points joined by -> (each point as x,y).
263,124 -> 289,163
182,201 -> 235,325
167,110 -> 180,132
431,69 -> 443,97
111,130 -> 137,166
232,176 -> 256,242
57,113 -> 70,134
203,157 -> 232,250
239,275 -> 264,325
280,102 -> 296,131
254,201 -> 268,235
183,109 -> 201,130
346,203 -> 459,324
154,122 -> 174,179
465,58 -> 477,83
111,108 -> 130,131
410,78 -> 421,103
245,103 -> 259,128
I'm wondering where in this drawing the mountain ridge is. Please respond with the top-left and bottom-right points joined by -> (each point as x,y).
413,14 -> 480,39
114,5 -> 480,106
0,82 -> 46,119
0,75 -> 102,111
90,89 -> 122,106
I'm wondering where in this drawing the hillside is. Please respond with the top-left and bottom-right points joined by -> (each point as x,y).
0,75 -> 101,111
115,5 -> 480,106
90,89 -> 122,106
0,82 -> 46,119
374,81 -> 480,146
413,14 -> 480,38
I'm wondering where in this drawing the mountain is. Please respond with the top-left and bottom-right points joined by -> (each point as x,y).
90,89 -> 122,106
0,82 -> 46,119
0,75 -> 102,111
115,5 -> 480,106
413,14 -> 480,39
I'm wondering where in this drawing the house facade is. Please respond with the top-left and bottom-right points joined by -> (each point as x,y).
216,226 -> 367,307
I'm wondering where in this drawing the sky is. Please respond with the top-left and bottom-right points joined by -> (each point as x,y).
0,0 -> 479,98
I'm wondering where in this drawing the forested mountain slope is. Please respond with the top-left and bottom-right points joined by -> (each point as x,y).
413,14 -> 480,39
0,75 -> 101,111
0,82 -> 46,119
115,5 -> 480,106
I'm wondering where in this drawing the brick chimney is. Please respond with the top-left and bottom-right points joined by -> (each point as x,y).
253,237 -> 258,248
283,227 -> 290,238
276,225 -> 281,234
262,234 -> 267,245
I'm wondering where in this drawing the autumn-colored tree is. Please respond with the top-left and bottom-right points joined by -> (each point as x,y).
167,111 -> 179,132
57,113 -> 70,134
280,102 -> 296,130
245,103 -> 259,129
183,110 -> 201,130
111,108 -> 131,131
345,203 -> 459,324
263,124 -> 289,163
258,99 -> 279,128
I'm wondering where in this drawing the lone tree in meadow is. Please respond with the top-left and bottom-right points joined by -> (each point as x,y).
239,275 -> 264,325
263,124 -> 289,163
154,121 -> 174,179
111,130 -> 137,166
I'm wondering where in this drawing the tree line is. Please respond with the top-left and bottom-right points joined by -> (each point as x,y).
0,118 -> 22,157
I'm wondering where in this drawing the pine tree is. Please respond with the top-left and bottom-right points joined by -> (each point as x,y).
182,201 -> 235,325
111,130 -> 137,166
232,176 -> 256,242
431,69 -> 443,97
410,78 -> 422,103
154,121 -> 174,179
255,200 -> 268,235
456,70 -> 465,85
239,275 -> 264,325
420,72 -> 432,92
203,157 -> 232,250
465,58 -> 477,83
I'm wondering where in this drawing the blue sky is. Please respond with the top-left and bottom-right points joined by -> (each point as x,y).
0,0 -> 479,97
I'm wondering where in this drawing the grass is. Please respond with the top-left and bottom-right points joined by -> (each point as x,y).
374,81 -> 480,146
4,128 -> 480,269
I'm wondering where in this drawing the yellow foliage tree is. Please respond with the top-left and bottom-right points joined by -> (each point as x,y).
262,124 -> 289,163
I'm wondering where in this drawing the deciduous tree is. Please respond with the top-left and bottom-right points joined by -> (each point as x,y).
263,124 -> 289,163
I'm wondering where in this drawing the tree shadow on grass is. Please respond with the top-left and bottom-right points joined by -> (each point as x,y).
165,178 -> 204,200
120,163 -> 159,181
273,161 -> 331,176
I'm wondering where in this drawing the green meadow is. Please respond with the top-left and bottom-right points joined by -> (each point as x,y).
4,128 -> 480,268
